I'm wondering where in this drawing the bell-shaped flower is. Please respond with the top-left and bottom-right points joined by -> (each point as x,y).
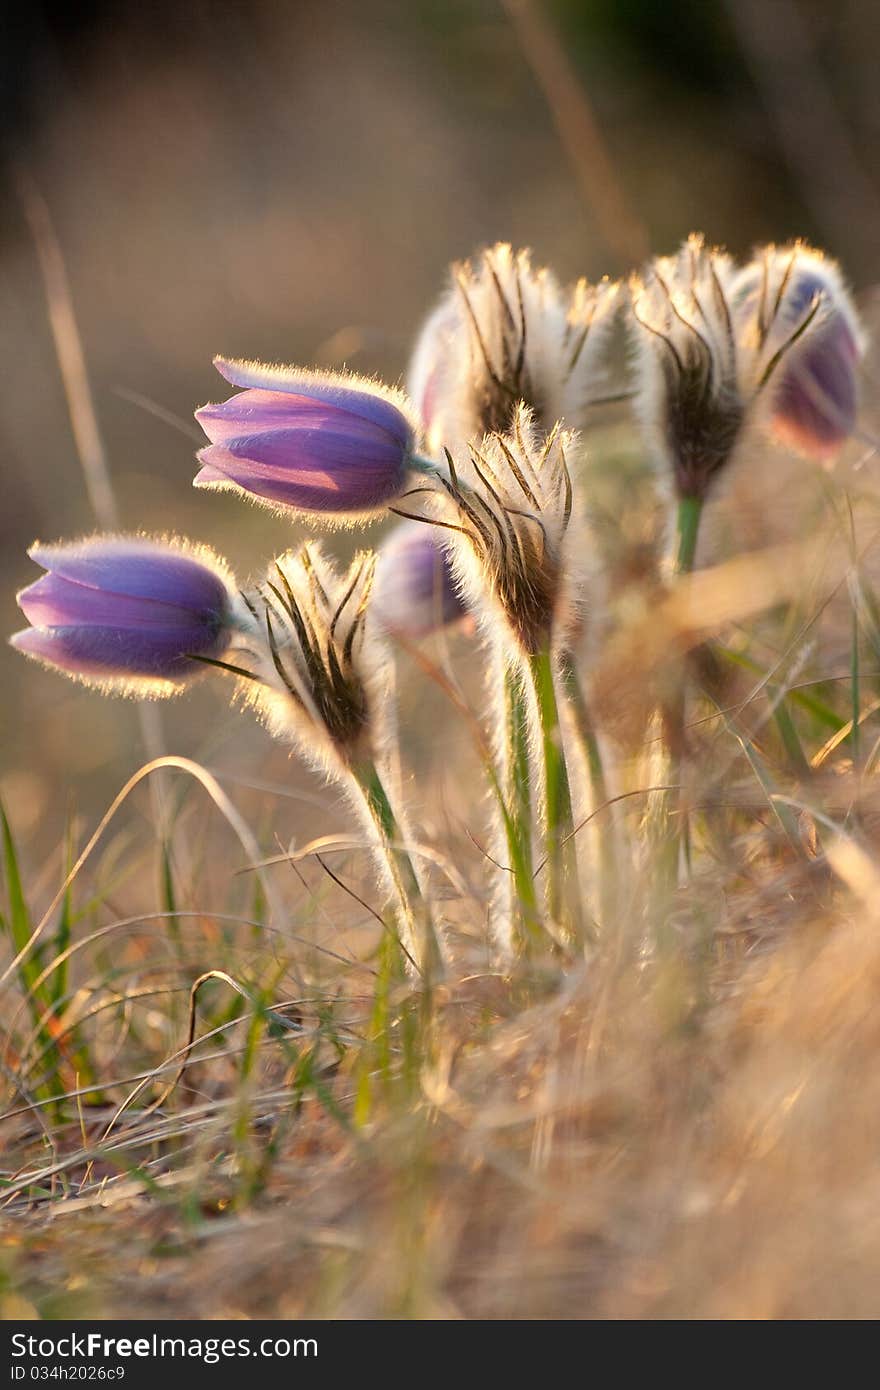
195,357 -> 419,520
730,244 -> 864,460
11,535 -> 241,696
373,521 -> 468,640
407,244 -> 619,453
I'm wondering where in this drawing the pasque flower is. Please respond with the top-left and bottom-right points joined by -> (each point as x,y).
408,243 -> 619,453
629,236 -> 745,503
419,404 -> 578,658
406,405 -> 583,934
244,541 -> 384,773
373,522 -> 467,640
195,357 -> 419,519
730,244 -> 864,461
11,536 -> 240,695
242,541 -> 439,972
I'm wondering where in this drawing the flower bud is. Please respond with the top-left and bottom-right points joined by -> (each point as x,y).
408,244 -> 619,453
245,542 -> 384,772
422,405 -> 579,656
11,535 -> 239,695
629,235 -> 744,501
373,521 -> 468,640
195,357 -> 418,519
730,245 -> 864,460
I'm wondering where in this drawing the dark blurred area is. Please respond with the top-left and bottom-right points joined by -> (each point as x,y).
1,0 -> 878,846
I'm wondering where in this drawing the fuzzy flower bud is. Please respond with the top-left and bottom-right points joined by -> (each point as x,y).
408,244 -> 619,453
195,357 -> 419,520
406,405 -> 578,657
629,235 -> 744,501
372,522 -> 467,640
730,244 -> 864,460
243,542 -> 384,773
11,535 -> 240,696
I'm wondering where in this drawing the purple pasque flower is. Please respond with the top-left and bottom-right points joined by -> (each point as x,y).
195,357 -> 418,519
11,535 -> 238,692
770,272 -> 861,460
731,248 -> 864,461
373,521 -> 468,640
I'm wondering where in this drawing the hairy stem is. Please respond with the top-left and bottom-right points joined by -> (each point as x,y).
349,759 -> 441,982
526,643 -> 582,937
502,661 -> 541,946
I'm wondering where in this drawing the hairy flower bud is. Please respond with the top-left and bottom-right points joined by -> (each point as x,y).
408,243 -> 619,453
373,522 -> 467,640
243,542 -> 385,772
195,357 -> 419,520
629,236 -> 744,501
730,244 -> 864,460
11,535 -> 240,696
403,405 -> 578,657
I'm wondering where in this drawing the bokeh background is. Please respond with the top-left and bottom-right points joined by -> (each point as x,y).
2,0 -> 879,854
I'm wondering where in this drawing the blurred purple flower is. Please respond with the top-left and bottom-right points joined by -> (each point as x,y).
373,522 -> 467,639
195,357 -> 417,518
732,252 -> 863,461
11,536 -> 237,690
771,272 -> 861,459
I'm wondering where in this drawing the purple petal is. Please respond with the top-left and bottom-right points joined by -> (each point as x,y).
212,358 -> 413,446
196,390 -> 407,453
28,537 -> 230,613
374,523 -> 466,637
18,572 -> 217,632
773,323 -> 859,457
10,624 -> 218,680
195,426 -> 408,513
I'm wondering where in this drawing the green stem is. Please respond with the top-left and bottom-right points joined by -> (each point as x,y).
350,759 -> 441,981
500,663 -> 541,944
676,493 -> 703,575
526,643 -> 582,937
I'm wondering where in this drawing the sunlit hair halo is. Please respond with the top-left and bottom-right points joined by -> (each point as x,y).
10,233 -> 865,973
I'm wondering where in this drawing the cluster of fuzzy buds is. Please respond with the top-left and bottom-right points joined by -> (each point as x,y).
630,235 -> 864,502
8,232 -> 866,968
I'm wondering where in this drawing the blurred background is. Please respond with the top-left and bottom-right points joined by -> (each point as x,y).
2,0 -> 878,855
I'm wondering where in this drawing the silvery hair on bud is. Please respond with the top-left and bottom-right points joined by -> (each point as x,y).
628,235 -> 746,503
409,243 -> 620,455
422,404 -> 584,660
239,542 -> 390,778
